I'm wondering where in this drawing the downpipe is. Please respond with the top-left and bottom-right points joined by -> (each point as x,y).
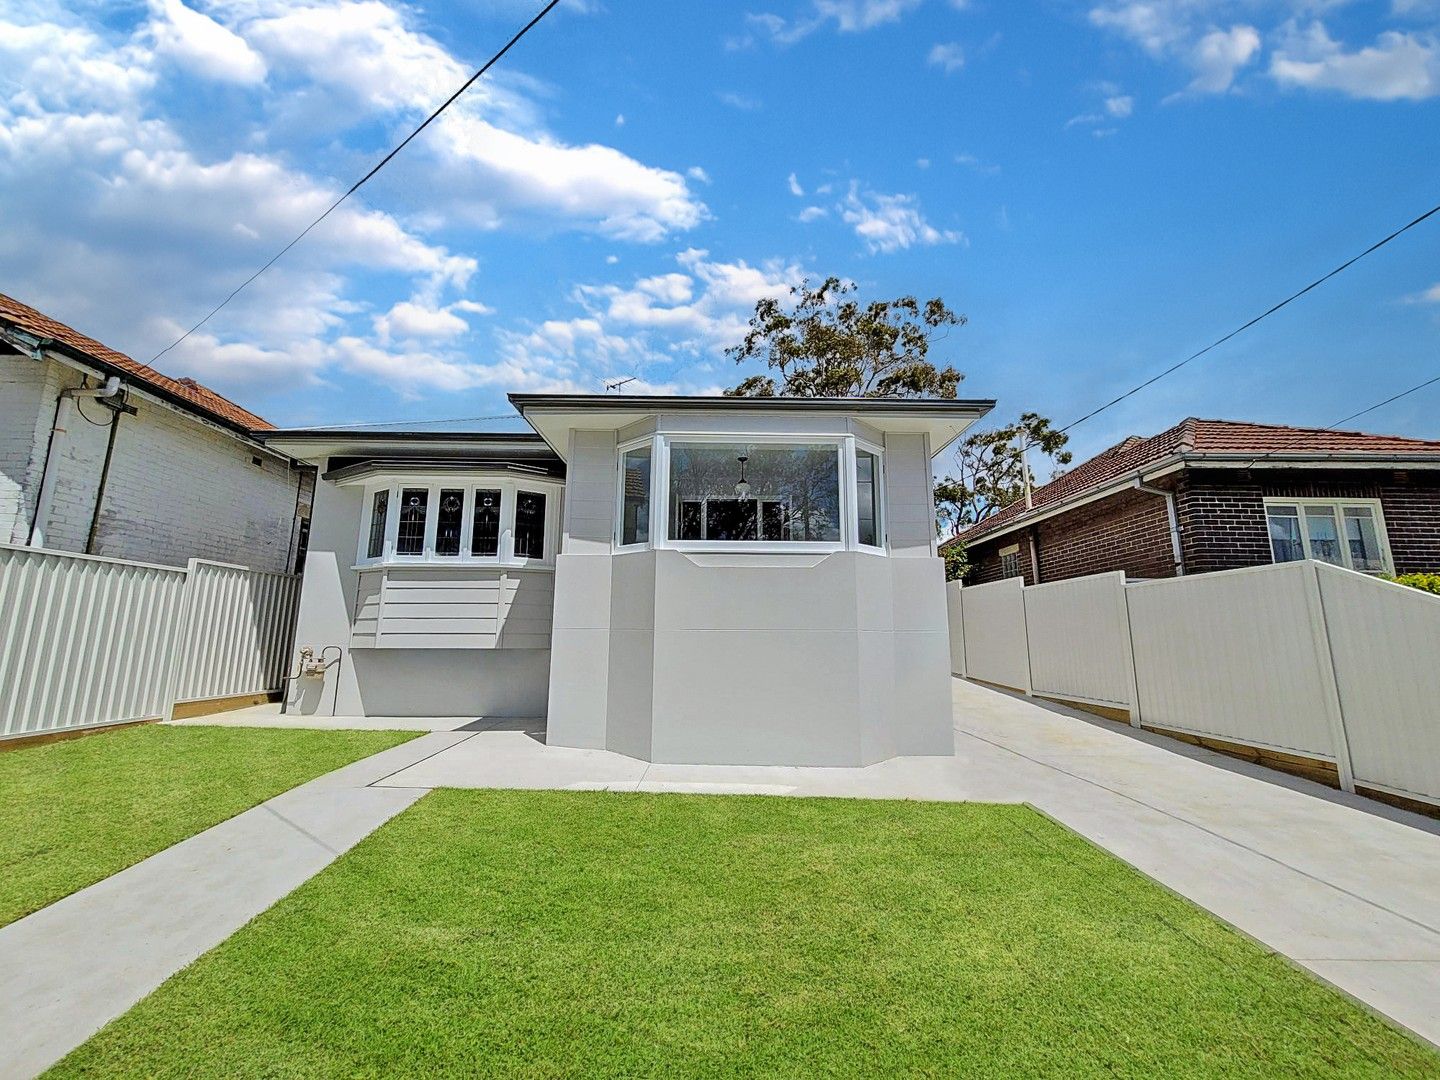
1132,478 -> 1185,576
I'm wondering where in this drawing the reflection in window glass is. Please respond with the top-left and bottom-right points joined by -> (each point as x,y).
856,449 -> 881,547
1344,507 -> 1384,572
397,488 -> 428,555
366,490 -> 388,559
1303,505 -> 1343,565
471,489 -> 501,557
435,489 -> 464,556
621,445 -> 651,546
515,491 -> 546,558
1267,505 -> 1303,563
668,442 -> 840,543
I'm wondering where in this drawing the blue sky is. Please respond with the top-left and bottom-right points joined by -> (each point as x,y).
1,0 -> 1437,469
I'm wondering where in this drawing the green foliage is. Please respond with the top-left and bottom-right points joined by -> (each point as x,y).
54,791 -> 1440,1078
942,541 -> 969,582
725,276 -> 965,398
1387,572 -> 1440,595
935,412 -> 1073,538
0,725 -> 418,927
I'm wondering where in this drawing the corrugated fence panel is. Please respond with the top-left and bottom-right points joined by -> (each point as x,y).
0,544 -> 188,737
959,577 -> 1030,693
173,561 -> 301,703
1318,564 -> 1440,806
1126,561 -> 1337,759
945,581 -> 965,676
1024,572 -> 1131,707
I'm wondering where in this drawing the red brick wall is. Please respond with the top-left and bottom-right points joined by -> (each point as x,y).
962,467 -> 1440,584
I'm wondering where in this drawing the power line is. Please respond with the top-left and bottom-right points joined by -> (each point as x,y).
1030,199 -> 1440,450
296,413 -> 523,431
149,0 -> 563,365
1234,370 -> 1440,470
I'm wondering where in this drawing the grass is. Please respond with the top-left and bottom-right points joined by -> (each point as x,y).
0,724 -> 418,927
50,790 -> 1440,1078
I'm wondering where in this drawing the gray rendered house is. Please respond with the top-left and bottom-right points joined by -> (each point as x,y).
263,393 -> 993,767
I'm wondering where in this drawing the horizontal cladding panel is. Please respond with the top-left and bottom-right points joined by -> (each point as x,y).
378,633 -> 501,649
383,575 -> 507,590
381,602 -> 501,620
383,617 -> 501,634
381,588 -> 503,606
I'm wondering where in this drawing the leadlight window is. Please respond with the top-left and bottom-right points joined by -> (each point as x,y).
515,491 -> 546,559
472,489 -> 501,557
621,444 -> 652,546
366,490 -> 388,559
397,488 -> 428,555
435,489 -> 464,556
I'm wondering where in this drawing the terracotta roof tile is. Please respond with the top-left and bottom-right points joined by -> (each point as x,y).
952,417 -> 1440,546
0,292 -> 273,432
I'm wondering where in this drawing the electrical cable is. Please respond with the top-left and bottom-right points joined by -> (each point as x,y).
147,0 -> 563,366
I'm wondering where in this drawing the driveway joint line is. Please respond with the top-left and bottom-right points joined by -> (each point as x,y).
364,731 -> 481,789
956,726 -> 1440,942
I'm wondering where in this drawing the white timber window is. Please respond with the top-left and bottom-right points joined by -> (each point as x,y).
616,434 -> 887,554
999,544 -> 1022,579
355,475 -> 562,568
1264,498 -> 1393,575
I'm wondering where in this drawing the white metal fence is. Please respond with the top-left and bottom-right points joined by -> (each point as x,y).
946,560 -> 1440,808
0,544 -> 300,740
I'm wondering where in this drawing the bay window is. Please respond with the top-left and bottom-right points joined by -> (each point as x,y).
616,435 -> 887,552
1265,499 -> 1392,575
356,478 -> 559,567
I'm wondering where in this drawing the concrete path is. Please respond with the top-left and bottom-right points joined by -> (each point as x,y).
0,731 -> 470,1079
166,703 -> 495,731
375,683 -> 1440,1049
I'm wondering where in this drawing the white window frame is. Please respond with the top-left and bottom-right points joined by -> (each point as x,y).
616,432 -> 887,555
999,543 -> 1022,579
353,472 -> 563,570
1262,496 -> 1394,576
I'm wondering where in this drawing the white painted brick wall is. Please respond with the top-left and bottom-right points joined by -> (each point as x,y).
2,354 -> 307,572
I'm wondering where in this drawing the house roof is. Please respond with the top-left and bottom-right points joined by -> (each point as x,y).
952,417 -> 1440,547
509,392 -> 996,462
0,292 -> 273,433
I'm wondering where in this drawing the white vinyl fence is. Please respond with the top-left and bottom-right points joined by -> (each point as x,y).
946,560 -> 1440,808
0,543 -> 300,740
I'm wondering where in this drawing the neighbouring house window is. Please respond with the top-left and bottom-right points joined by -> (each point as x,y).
999,544 -> 1022,579
620,444 -> 652,546
1265,499 -> 1391,574
397,488 -> 428,555
667,441 -> 841,543
294,518 -> 311,573
515,491 -> 546,558
856,448 -> 882,548
366,490 -> 388,559
472,489 -> 501,557
435,489 -> 464,556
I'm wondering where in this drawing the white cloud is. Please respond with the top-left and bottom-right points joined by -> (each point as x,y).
1404,282 -> 1440,302
718,89 -> 763,110
787,172 -> 805,196
839,184 -> 964,254
955,152 -> 1001,175
1183,25 -> 1263,93
797,205 -> 830,222
687,165 -> 712,184
615,113 -> 625,126
928,42 -> 966,73
736,0 -> 923,46
374,300 -> 473,343
1105,93 -> 1135,116
148,0 -> 267,85
1271,22 -> 1440,99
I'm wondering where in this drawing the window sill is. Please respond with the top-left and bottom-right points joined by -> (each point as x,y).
352,559 -> 554,572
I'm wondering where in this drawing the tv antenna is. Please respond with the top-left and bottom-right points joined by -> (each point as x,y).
604,376 -> 637,393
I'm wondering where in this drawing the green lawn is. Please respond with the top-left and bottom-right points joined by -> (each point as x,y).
0,724 -> 418,927
50,791 -> 1439,1078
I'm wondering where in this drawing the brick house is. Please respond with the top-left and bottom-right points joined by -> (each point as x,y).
0,293 -> 312,573
952,418 -> 1440,586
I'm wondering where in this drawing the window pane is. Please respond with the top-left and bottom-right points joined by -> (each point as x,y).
435,489 -> 464,556
1267,507 -> 1303,563
1000,548 -> 1021,579
1343,506 -> 1384,572
667,442 -> 841,543
856,449 -> 881,547
515,491 -> 546,559
471,489 -> 501,557
366,490 -> 388,559
397,488 -> 428,555
1303,505 -> 1343,565
621,445 -> 651,546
